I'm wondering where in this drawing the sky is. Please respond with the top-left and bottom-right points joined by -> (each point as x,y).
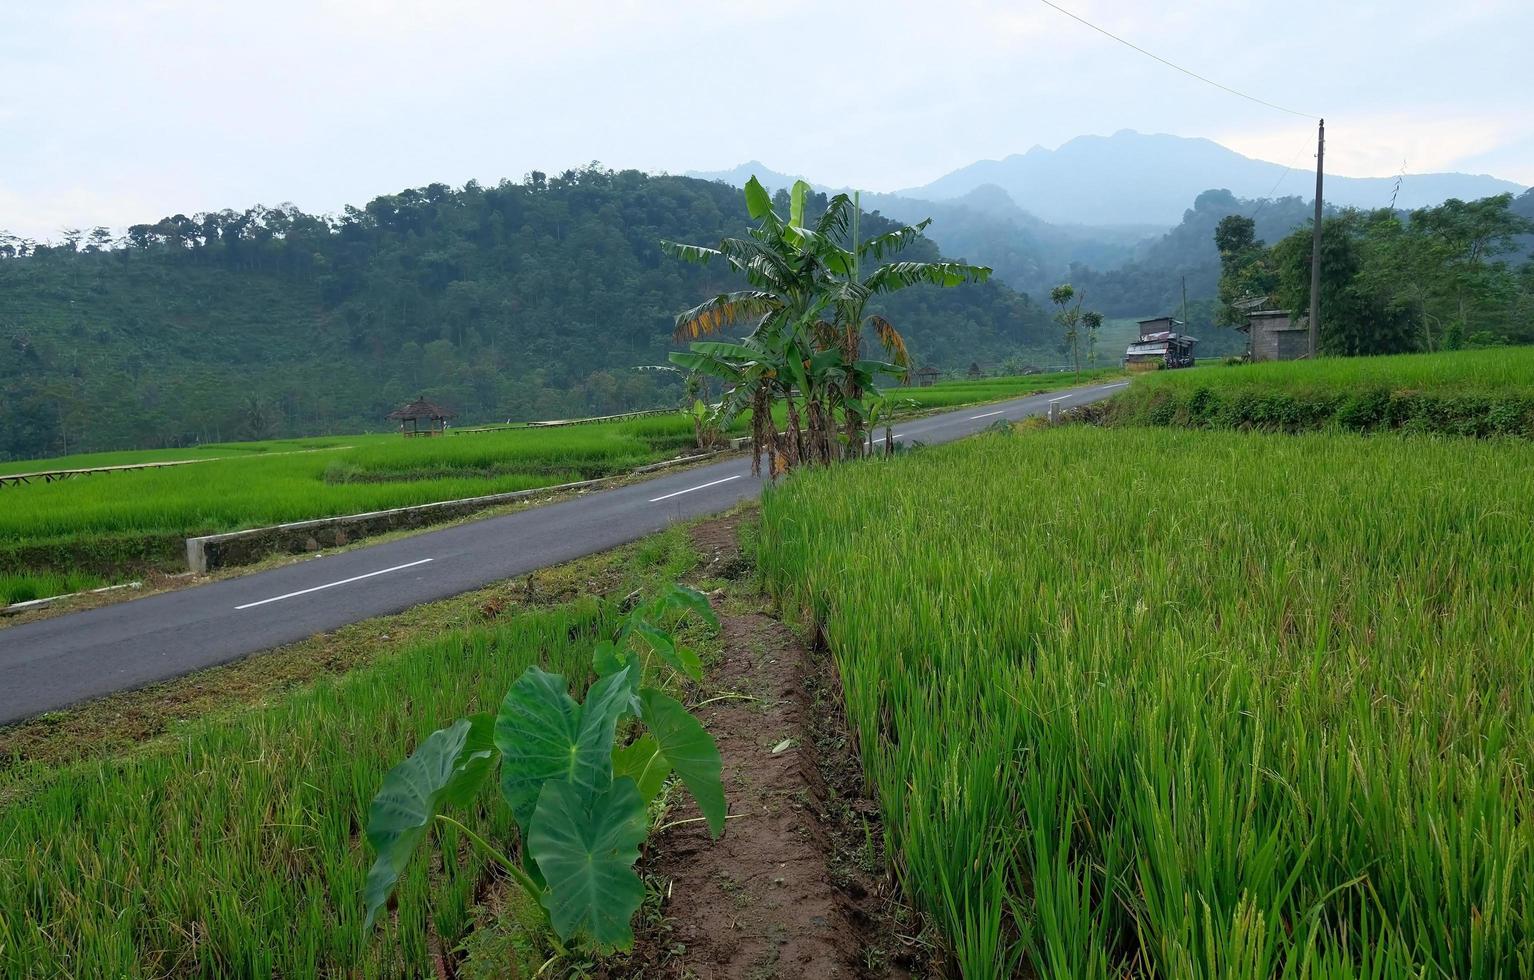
3,0 -> 1531,241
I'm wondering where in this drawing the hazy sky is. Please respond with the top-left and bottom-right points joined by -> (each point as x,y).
3,0 -> 1530,240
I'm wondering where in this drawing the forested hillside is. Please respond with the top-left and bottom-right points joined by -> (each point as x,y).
1061,189 -> 1320,316
0,168 -> 1052,461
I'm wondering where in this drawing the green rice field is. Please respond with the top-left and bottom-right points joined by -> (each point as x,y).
759,426 -> 1534,978
0,531 -> 695,976
1108,347 -> 1534,436
0,372 -> 1116,602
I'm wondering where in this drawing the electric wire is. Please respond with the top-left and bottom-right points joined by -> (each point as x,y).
1038,0 -> 1316,119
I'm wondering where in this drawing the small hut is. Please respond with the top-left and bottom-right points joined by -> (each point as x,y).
388,395 -> 455,437
967,361 -> 984,379
1241,310 -> 1310,362
910,365 -> 942,388
1123,317 -> 1198,371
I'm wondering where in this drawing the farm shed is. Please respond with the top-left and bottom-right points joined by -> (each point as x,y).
1123,317 -> 1198,371
387,396 -> 456,437
1242,310 -> 1310,362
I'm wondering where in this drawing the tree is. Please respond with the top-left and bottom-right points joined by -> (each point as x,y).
1214,214 -> 1277,327
1082,310 -> 1103,368
666,177 -> 987,475
1272,213 -> 1416,356
1051,284 -> 1085,375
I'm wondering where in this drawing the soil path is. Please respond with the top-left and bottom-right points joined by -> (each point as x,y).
614,515 -> 927,979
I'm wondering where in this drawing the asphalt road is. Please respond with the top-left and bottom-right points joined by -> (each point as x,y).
0,381 -> 1127,724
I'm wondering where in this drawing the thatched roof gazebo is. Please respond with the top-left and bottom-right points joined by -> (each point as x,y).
909,365 -> 941,388
387,395 -> 455,437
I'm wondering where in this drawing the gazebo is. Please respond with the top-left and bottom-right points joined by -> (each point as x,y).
387,396 -> 456,437
909,365 -> 942,388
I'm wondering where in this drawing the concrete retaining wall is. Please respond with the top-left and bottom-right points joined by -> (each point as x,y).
185,478 -> 602,573
183,448 -> 733,574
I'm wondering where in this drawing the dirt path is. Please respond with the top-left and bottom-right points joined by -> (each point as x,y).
613,515 -> 931,979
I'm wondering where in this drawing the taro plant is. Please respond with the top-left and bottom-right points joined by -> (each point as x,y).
362,584 -> 724,950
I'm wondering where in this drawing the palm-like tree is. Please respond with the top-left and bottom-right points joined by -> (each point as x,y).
665,178 -> 990,473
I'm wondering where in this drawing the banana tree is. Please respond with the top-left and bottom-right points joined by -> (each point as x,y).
664,177 -> 990,472
662,177 -> 840,474
821,198 -> 991,457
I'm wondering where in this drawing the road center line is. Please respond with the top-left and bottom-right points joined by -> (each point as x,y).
969,409 -> 1005,419
1099,381 -> 1130,390
234,558 -> 435,610
870,432 -> 907,443
649,474 -> 743,503
1048,394 -> 1072,403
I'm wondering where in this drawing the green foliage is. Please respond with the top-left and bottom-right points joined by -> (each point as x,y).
0,167 -> 1053,462
1049,284 -> 1102,375
1229,195 -> 1534,357
363,716 -> 496,927
758,426 -> 1534,977
527,776 -> 649,946
362,583 -> 723,951
1067,189 -> 1318,316
667,178 -> 991,474
1107,348 -> 1534,436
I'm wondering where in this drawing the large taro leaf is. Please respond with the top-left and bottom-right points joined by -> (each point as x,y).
639,689 -> 726,837
528,776 -> 648,948
363,715 -> 497,927
612,734 -> 672,803
496,665 -> 634,833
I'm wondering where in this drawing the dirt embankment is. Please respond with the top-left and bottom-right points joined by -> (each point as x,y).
611,515 -> 935,979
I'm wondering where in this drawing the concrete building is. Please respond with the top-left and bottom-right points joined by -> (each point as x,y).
1242,310 -> 1310,362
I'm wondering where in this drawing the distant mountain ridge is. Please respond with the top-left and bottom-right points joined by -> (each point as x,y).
904,131 -> 1527,226
689,131 -> 1528,230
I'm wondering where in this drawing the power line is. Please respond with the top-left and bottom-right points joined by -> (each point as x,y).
1038,0 -> 1315,119
1248,144 -> 1311,220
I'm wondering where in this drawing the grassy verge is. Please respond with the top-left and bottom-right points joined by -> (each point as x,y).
0,528 -> 703,977
758,426 -> 1534,977
0,570 -> 103,606
1105,347 -> 1534,435
0,372 -> 1117,592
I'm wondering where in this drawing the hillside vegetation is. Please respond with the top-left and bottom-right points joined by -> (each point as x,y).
0,168 -> 1054,461
760,423 -> 1534,977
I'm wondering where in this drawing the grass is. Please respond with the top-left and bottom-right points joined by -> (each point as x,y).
0,528 -> 699,977
758,426 -> 1534,978
0,373 -> 1115,587
1107,347 -> 1534,435
895,367 -> 1124,410
0,570 -> 104,606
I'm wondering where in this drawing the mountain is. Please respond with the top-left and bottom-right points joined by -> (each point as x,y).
0,168 -> 1055,461
686,166 -> 1157,292
905,130 -> 1528,227
683,161 -> 827,194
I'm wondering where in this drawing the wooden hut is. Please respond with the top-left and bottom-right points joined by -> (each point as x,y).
910,365 -> 942,387
387,396 -> 456,437
1123,317 -> 1198,371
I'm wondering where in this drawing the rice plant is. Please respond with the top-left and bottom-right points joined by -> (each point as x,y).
758,426 -> 1534,978
1108,347 -> 1534,436
0,532 -> 700,976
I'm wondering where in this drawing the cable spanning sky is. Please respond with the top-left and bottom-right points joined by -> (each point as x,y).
2,0 -> 1530,240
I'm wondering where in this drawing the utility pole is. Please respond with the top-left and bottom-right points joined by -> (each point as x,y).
1180,275 -> 1189,329
1309,118 -> 1324,358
